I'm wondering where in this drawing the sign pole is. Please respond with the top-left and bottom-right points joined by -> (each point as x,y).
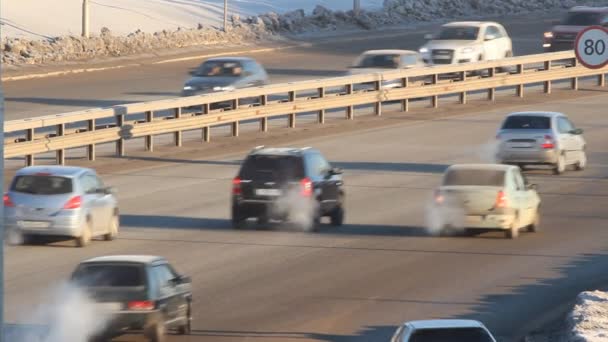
0,32 -> 5,342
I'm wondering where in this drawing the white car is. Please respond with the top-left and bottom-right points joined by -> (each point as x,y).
419,21 -> 512,65
391,319 -> 497,342
433,164 -> 541,239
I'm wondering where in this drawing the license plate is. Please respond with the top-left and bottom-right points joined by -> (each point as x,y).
96,302 -> 122,312
255,188 -> 281,196
434,55 -> 451,59
510,142 -> 532,148
18,221 -> 50,229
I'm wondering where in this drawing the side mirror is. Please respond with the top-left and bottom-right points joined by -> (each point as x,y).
424,33 -> 434,40
330,167 -> 343,175
485,34 -> 496,41
172,275 -> 192,285
104,186 -> 117,195
569,128 -> 583,135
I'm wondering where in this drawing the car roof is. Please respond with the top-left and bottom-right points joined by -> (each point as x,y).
506,111 -> 564,118
443,21 -> 497,28
249,146 -> 318,156
447,163 -> 513,172
569,6 -> 608,13
204,56 -> 256,63
80,255 -> 166,265
361,49 -> 418,55
406,319 -> 486,330
15,165 -> 92,178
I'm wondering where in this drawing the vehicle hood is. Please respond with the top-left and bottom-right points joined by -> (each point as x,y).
184,76 -> 238,89
422,40 -> 479,51
551,25 -> 586,34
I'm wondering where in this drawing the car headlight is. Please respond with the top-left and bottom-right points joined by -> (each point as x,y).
419,47 -> 429,54
461,47 -> 474,54
213,86 -> 235,91
183,86 -> 195,91
544,31 -> 554,39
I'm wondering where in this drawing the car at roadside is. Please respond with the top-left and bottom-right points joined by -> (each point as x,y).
432,164 -> 541,239
4,166 -> 119,247
543,6 -> 608,52
347,49 -> 426,89
231,146 -> 345,232
419,21 -> 512,65
71,255 -> 193,342
496,111 -> 586,174
390,319 -> 497,342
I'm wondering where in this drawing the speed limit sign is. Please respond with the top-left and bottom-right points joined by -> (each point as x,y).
575,26 -> 608,69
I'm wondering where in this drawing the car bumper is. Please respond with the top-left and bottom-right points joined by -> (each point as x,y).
5,213 -> 83,238
99,311 -> 162,337
497,149 -> 558,165
463,214 -> 515,230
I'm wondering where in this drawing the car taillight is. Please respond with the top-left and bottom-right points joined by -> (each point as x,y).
495,190 -> 508,209
128,300 -> 155,311
3,194 -> 15,207
63,196 -> 82,209
232,177 -> 242,195
434,189 -> 444,204
541,135 -> 554,149
300,177 -> 313,197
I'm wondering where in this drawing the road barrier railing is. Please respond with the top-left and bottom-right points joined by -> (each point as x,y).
5,50 -> 606,166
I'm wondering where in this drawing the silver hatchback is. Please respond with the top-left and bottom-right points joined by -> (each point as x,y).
4,166 -> 119,247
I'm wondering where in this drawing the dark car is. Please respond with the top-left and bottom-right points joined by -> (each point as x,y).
231,146 -> 345,232
543,6 -> 608,52
71,255 -> 192,342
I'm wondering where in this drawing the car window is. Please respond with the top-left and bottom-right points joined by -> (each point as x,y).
306,153 -> 331,178
437,26 -> 479,40
194,60 -> 244,77
400,54 -> 419,66
152,264 -> 178,293
72,264 -> 145,287
502,116 -> 551,129
239,155 -> 305,182
11,175 -> 73,195
513,170 -> 525,191
557,117 -> 575,134
354,54 -> 400,69
409,327 -> 494,342
80,174 -> 100,194
486,26 -> 502,38
443,169 -> 505,186
391,326 -> 405,342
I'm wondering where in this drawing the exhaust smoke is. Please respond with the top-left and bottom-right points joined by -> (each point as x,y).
271,187 -> 318,231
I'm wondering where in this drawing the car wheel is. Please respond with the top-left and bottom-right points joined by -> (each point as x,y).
177,303 -> 192,335
553,153 -> 566,175
231,206 -> 246,229
145,322 -> 166,342
76,219 -> 92,247
103,214 -> 119,241
527,208 -> 540,233
329,206 -> 344,227
575,150 -> 587,171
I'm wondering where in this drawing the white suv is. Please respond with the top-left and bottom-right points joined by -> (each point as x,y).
419,21 -> 512,65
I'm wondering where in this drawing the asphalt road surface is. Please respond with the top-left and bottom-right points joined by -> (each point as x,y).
3,11 -> 559,120
5,89 -> 608,341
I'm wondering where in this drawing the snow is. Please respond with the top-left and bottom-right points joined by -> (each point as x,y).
0,0 -> 384,39
569,291 -> 608,342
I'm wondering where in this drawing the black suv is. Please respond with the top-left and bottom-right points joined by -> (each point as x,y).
71,255 -> 193,342
231,146 -> 345,231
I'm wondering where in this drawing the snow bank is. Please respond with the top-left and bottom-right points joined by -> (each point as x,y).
568,291 -> 608,341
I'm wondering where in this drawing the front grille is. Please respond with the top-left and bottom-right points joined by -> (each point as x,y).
431,49 -> 454,64
554,33 -> 577,41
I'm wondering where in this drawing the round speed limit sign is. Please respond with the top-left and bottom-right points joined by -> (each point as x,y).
575,26 -> 608,69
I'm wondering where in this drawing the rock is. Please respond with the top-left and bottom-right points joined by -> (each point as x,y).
100,27 -> 112,36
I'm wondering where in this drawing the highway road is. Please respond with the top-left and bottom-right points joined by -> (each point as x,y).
3,11 -> 559,120
4,89 -> 608,341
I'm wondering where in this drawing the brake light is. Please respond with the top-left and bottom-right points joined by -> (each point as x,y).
3,194 -> 15,207
232,177 -> 242,195
541,135 -> 554,149
63,196 -> 82,209
300,177 -> 313,197
495,190 -> 508,209
434,189 -> 444,204
128,300 -> 155,311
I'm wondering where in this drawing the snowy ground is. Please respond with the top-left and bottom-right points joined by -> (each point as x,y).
0,0 -> 383,39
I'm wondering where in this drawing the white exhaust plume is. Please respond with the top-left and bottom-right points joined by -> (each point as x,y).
474,139 -> 500,164
424,195 -> 466,236
271,187 -> 318,231
10,282 -> 110,342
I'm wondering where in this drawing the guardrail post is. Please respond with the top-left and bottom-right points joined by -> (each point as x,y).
459,72 -> 467,104
116,114 -> 125,157
25,128 -> 35,166
317,87 -> 325,124
202,104 -> 210,142
231,99 -> 239,137
56,124 -> 65,165
145,111 -> 154,151
516,64 -> 524,98
87,119 -> 96,161
174,108 -> 182,147
374,81 -> 382,116
288,91 -> 296,128
431,74 -> 439,108
487,68 -> 496,101
571,58 -> 578,90
598,73 -> 606,87
543,61 -> 552,94
346,84 -> 354,119
401,77 -> 409,112
260,95 -> 268,132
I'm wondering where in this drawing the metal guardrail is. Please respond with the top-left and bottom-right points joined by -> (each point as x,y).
4,51 -> 607,166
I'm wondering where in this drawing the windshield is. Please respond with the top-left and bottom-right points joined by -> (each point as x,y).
11,175 -> 73,195
561,12 -> 604,26
437,26 -> 479,40
239,155 -> 305,182
194,60 -> 243,77
409,327 -> 494,342
502,116 -> 551,129
72,264 -> 145,287
444,169 -> 505,186
354,54 -> 400,68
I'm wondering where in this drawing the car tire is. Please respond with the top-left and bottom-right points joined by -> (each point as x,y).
553,153 -> 566,175
103,214 -> 119,241
145,322 -> 166,342
329,206 -> 344,227
231,205 -> 246,230
527,209 -> 540,233
76,219 -> 92,247
177,303 -> 192,335
575,150 -> 587,171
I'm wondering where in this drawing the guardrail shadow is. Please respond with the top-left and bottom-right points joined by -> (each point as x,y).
333,162 -> 448,174
265,68 -> 346,78
189,325 -> 397,341
121,215 -> 230,230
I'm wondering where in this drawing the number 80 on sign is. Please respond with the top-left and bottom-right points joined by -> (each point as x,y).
575,26 -> 608,69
